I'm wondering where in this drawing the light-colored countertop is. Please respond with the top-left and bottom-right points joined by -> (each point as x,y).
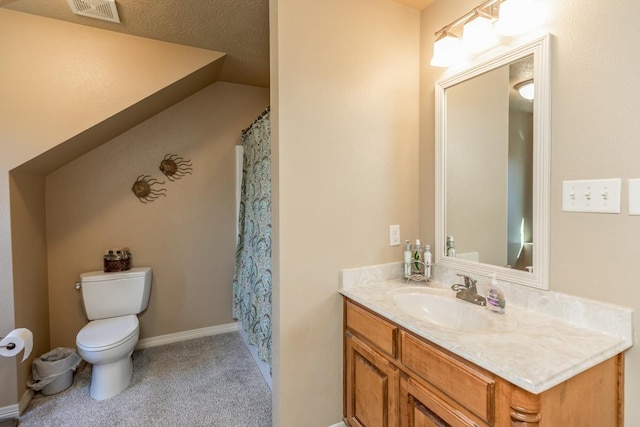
339,263 -> 633,394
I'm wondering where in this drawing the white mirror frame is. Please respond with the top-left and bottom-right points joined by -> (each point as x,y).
435,34 -> 551,290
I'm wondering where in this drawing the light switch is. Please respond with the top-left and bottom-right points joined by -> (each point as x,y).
562,179 -> 621,214
629,179 -> 640,215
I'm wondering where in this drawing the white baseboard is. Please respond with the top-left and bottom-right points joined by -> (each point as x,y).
0,388 -> 32,420
0,323 -> 240,419
0,403 -> 18,420
1,326 -> 345,426
135,322 -> 240,350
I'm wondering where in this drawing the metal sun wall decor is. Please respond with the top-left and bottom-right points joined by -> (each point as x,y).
159,153 -> 193,181
131,153 -> 194,204
131,175 -> 167,203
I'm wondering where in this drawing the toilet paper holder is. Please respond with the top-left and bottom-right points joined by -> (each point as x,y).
0,337 -> 16,350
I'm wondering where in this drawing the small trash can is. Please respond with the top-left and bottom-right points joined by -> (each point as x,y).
27,347 -> 82,395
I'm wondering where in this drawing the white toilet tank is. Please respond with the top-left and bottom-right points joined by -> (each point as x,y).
80,267 -> 152,321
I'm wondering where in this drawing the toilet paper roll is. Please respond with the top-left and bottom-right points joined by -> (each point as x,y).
0,328 -> 33,362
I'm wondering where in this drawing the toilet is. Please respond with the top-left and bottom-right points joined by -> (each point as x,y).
76,267 -> 152,400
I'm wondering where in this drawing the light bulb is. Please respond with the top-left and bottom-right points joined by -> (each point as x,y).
463,12 -> 498,54
430,32 -> 465,67
495,0 -> 536,36
515,80 -> 534,100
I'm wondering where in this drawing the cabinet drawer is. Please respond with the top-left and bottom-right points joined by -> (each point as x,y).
346,300 -> 398,358
400,331 -> 495,424
406,377 -> 483,427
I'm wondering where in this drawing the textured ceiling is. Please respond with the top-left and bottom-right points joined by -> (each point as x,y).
509,54 -> 534,113
2,0 -> 270,88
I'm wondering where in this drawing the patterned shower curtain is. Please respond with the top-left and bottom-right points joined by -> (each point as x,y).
232,108 -> 272,367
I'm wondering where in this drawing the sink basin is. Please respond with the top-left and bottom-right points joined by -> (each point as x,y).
392,291 -> 511,333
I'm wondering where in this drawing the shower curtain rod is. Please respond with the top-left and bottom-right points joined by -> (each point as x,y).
241,106 -> 271,136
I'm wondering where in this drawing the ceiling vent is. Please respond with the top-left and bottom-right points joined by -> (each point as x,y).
67,0 -> 121,23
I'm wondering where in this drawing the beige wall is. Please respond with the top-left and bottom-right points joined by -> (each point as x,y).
446,66 -> 509,265
0,9 -> 224,166
507,110 -> 533,266
3,80 -> 267,407
45,82 -> 269,348
8,1 -> 638,425
0,9 -> 228,409
271,0 -> 420,425
421,0 -> 640,424
9,173 -> 51,402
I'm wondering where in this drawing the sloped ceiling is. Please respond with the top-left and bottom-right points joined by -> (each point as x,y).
1,0 -> 270,88
0,0 -> 437,90
1,8 -> 226,174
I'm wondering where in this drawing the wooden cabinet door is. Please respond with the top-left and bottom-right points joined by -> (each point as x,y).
345,331 -> 400,427
401,376 -> 482,427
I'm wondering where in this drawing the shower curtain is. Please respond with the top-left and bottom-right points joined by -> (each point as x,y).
232,108 -> 272,367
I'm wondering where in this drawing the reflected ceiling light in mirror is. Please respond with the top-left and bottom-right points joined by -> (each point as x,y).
463,11 -> 499,54
430,31 -> 465,67
515,80 -> 534,100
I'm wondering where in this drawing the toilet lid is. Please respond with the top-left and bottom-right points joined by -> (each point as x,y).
77,315 -> 138,350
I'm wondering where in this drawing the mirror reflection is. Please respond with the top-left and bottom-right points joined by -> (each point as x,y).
445,54 -> 534,272
435,34 -> 551,290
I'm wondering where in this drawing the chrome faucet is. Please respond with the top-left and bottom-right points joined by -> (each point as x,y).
451,274 -> 486,306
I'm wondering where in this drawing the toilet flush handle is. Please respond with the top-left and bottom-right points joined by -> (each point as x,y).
75,282 -> 81,290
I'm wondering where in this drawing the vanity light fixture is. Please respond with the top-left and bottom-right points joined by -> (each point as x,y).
515,79 -> 534,100
430,31 -> 464,67
430,0 -> 539,68
463,11 -> 499,54
494,0 -> 535,36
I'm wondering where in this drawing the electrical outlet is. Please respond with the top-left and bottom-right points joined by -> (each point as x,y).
389,225 -> 400,246
562,179 -> 621,213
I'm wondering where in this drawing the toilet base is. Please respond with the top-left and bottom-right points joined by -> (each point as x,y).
89,351 -> 133,400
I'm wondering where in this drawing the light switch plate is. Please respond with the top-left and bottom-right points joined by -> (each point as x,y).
629,179 -> 640,215
562,179 -> 621,213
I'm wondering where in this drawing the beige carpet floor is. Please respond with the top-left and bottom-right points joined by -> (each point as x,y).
18,332 -> 272,427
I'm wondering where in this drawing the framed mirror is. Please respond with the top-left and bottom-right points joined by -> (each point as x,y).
435,34 -> 551,290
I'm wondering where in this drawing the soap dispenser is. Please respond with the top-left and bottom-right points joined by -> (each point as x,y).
403,240 -> 412,279
486,273 -> 506,314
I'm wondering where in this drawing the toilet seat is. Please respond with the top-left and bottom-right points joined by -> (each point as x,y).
77,315 -> 138,351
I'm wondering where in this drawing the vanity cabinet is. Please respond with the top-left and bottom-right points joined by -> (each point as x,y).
345,332 -> 399,426
343,298 -> 624,427
344,302 -> 400,426
400,331 -> 497,427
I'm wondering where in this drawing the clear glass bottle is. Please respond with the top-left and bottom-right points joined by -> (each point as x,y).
412,239 -> 422,275
446,236 -> 456,257
403,240 -> 412,279
423,244 -> 432,280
